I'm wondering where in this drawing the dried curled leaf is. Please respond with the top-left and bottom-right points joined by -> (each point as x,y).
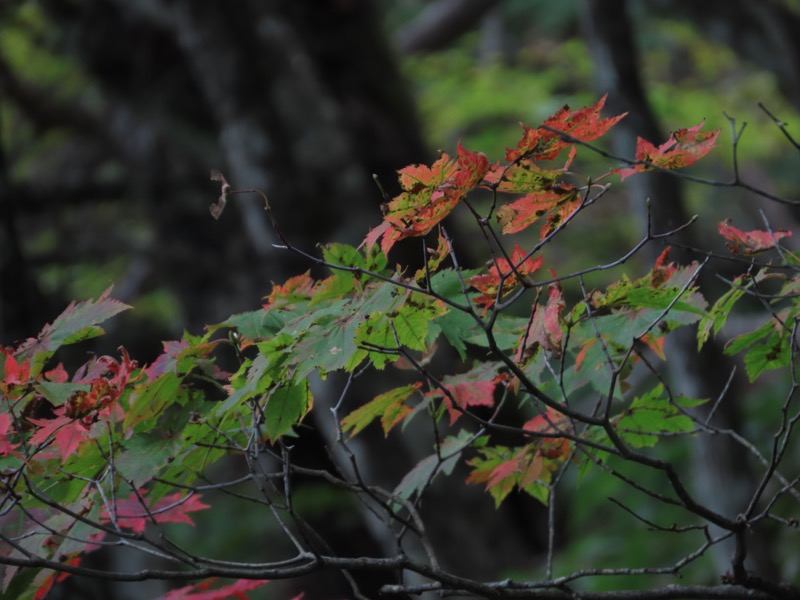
209,169 -> 231,219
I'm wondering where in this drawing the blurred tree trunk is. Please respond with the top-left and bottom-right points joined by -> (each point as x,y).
1,0 -> 428,340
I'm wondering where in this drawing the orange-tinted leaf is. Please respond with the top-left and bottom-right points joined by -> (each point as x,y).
538,192 -> 581,240
496,189 -> 568,235
468,245 -> 544,310
718,219 -> 792,255
488,449 -> 535,488
366,153 -> 461,253
426,374 -> 496,425
523,406 -> 570,435
44,363 -> 69,383
453,141 -> 490,190
618,121 -> 719,180
263,272 -> 317,308
397,152 -> 458,193
363,221 -> 391,253
506,95 -> 626,163
523,407 -> 572,460
467,444 -> 548,506
466,446 -> 523,506
650,248 -> 677,287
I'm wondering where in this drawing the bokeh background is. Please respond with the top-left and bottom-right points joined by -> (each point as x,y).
2,1 -> 800,598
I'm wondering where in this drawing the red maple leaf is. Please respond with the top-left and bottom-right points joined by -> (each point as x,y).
489,447 -> 543,489
617,121 -> 719,180
364,144 -> 491,255
101,491 -> 210,533
28,406 -> 92,463
2,352 -> 31,386
162,578 -> 274,600
426,377 -> 496,424
538,192 -> 582,240
17,287 -> 130,360
467,445 -> 545,498
523,407 -> 572,460
452,141 -> 490,190
718,219 -> 792,255
506,95 -> 626,163
649,247 -> 678,288
468,244 -> 544,310
370,153 -> 459,254
263,272 -> 318,308
496,188 -> 573,235
515,281 -> 566,363
0,413 -> 20,458
44,363 -> 69,383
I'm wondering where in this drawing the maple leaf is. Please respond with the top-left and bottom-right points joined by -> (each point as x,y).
3,353 -> 31,386
650,247 -> 677,288
426,364 -> 499,424
397,152 -> 458,193
453,141 -> 490,190
18,287 -> 131,362
718,219 -> 792,255
467,443 -> 552,506
523,407 -> 573,459
364,147 -> 490,254
363,221 -> 393,254
496,188 -> 575,235
162,578 -> 273,600
44,363 -> 69,383
0,413 -> 20,458
538,192 -> 582,240
484,161 -> 563,195
468,244 -> 544,310
487,447 -> 543,489
617,121 -> 719,180
263,272 -> 318,308
506,95 -> 626,163
515,281 -> 566,363
28,406 -> 92,463
101,491 -> 210,533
